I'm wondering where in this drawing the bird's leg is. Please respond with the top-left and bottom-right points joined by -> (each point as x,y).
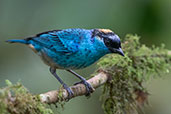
50,67 -> 74,100
66,69 -> 94,96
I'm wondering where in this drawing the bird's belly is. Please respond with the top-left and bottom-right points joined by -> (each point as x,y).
38,50 -> 104,69
38,51 -> 61,68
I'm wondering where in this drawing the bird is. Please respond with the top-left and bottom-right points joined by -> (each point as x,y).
6,28 -> 124,99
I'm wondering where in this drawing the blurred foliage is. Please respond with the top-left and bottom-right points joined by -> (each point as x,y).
0,80 -> 53,114
98,35 -> 171,114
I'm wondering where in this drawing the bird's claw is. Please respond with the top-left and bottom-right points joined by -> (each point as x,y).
74,80 -> 94,97
63,84 -> 74,101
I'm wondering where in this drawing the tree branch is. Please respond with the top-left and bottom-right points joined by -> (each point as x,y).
39,71 -> 109,104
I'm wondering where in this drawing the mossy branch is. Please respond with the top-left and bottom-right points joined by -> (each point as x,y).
98,35 -> 171,114
0,80 -> 53,114
0,34 -> 171,114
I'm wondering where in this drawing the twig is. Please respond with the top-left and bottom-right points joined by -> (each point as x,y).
39,71 -> 109,104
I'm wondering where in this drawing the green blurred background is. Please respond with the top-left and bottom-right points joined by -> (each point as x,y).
0,0 -> 171,114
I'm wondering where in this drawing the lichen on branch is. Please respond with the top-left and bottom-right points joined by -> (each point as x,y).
98,34 -> 171,114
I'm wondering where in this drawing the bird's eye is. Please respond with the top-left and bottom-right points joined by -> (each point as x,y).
103,38 -> 111,47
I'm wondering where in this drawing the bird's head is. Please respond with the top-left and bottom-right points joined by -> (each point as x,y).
94,29 -> 124,56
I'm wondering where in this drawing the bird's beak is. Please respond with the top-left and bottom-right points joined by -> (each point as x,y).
117,48 -> 125,56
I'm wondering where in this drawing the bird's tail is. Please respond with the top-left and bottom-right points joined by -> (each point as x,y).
6,39 -> 29,44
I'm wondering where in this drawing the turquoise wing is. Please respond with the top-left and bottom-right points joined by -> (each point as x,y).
31,29 -> 86,54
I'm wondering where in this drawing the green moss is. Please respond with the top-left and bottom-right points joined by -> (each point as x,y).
98,34 -> 171,114
0,80 -> 53,114
54,86 -> 66,109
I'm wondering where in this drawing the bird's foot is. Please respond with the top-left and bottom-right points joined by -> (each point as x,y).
74,80 -> 94,97
63,84 -> 74,101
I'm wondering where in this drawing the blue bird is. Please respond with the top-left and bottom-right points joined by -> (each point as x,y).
6,28 -> 124,99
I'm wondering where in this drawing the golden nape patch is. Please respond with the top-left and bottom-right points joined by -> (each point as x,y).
28,44 -> 37,53
98,29 -> 113,33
